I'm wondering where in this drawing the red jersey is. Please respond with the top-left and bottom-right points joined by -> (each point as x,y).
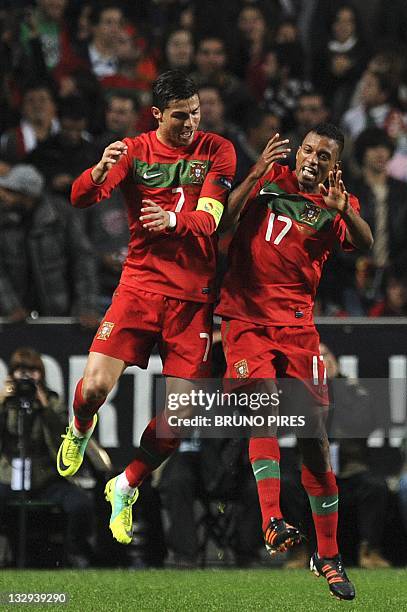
217,163 -> 360,325
71,130 -> 236,302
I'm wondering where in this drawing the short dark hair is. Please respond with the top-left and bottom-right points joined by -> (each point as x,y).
354,127 -> 395,167
152,70 -> 198,111
91,2 -> 123,25
309,123 -> 345,156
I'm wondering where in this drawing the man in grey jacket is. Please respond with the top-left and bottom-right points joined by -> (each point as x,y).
0,164 -> 99,325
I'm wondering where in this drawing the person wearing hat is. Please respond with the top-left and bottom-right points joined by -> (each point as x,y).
0,164 -> 99,325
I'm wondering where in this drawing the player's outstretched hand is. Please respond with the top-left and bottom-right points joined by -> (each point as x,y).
251,133 -> 291,180
91,141 -> 128,184
140,199 -> 171,232
319,168 -> 350,214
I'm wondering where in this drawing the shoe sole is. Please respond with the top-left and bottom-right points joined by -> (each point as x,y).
265,533 -> 303,556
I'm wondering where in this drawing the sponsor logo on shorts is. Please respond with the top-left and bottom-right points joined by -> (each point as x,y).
96,321 -> 115,341
234,359 -> 249,378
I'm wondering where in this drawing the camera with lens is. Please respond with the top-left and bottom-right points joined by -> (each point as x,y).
4,376 -> 38,408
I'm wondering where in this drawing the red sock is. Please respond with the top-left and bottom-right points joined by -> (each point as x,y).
125,412 -> 180,487
73,378 -> 104,433
301,465 -> 339,558
249,437 -> 282,531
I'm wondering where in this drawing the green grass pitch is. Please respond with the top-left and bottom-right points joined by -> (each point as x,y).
2,568 -> 407,611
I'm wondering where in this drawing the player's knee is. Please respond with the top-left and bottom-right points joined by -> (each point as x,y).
82,374 -> 112,403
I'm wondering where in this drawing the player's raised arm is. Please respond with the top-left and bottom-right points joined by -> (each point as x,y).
71,140 -> 130,208
220,134 -> 290,230
320,169 -> 373,251
91,141 -> 128,184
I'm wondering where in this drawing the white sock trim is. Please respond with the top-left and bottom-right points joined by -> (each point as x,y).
116,472 -> 136,496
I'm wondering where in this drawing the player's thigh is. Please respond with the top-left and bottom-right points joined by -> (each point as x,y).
90,284 -> 162,368
221,318 -> 278,380
161,300 -> 213,378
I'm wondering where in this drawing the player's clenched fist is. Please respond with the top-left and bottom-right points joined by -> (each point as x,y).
91,141 -> 128,184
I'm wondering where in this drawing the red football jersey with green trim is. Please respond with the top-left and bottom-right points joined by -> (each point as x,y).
217,163 -> 360,325
72,130 -> 236,302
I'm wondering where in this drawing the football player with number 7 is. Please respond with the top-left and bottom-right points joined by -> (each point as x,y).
217,124 -> 373,601
56,70 -> 237,545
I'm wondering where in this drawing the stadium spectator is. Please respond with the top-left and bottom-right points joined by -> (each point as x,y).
285,91 -> 330,168
197,84 -> 245,165
235,3 -> 271,88
369,267 -> 407,317
84,3 -> 124,80
0,164 -> 99,324
0,83 -> 59,163
95,94 -> 139,154
341,256 -> 379,317
350,127 -> 407,270
0,347 -> 103,568
232,109 -> 282,185
321,343 -> 391,568
342,70 -> 399,140
313,4 -> 367,122
161,28 -> 194,74
159,436 -> 262,567
259,47 -> 313,130
27,96 -> 96,196
190,35 -> 253,126
19,0 -> 70,72
100,24 -> 159,105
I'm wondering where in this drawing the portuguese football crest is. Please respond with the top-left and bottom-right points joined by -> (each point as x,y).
96,321 -> 115,341
300,202 -> 321,225
189,161 -> 207,184
234,359 -> 249,378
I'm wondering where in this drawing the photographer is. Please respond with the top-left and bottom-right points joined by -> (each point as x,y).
0,347 -> 95,567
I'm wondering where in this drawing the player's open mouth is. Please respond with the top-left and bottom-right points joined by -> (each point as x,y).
180,131 -> 193,139
302,165 -> 318,180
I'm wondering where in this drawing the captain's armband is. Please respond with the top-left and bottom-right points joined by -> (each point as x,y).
197,197 -> 224,228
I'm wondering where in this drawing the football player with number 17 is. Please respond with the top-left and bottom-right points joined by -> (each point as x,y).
217,124 -> 373,601
57,70 -> 238,545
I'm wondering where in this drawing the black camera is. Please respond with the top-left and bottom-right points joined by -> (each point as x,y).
13,376 -> 38,402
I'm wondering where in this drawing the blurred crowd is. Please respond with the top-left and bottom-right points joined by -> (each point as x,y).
1,0 -> 407,322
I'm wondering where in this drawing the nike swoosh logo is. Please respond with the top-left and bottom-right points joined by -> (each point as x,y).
259,188 -> 280,196
253,465 -> 268,476
321,499 -> 338,509
142,171 -> 163,180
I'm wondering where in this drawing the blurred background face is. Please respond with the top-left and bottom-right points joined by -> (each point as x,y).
196,39 -> 226,75
60,117 -> 86,146
238,7 -> 266,41
295,94 -> 328,130
332,7 -> 356,42
362,145 -> 392,173
93,8 -> 123,45
116,29 -> 139,63
106,97 -> 137,134
23,88 -> 56,124
198,87 -> 224,127
386,278 -> 407,309
360,71 -> 386,108
39,0 -> 67,21
166,29 -> 194,68
249,114 -> 281,150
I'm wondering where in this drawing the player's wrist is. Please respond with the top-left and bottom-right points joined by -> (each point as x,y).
91,165 -> 108,185
167,211 -> 177,229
